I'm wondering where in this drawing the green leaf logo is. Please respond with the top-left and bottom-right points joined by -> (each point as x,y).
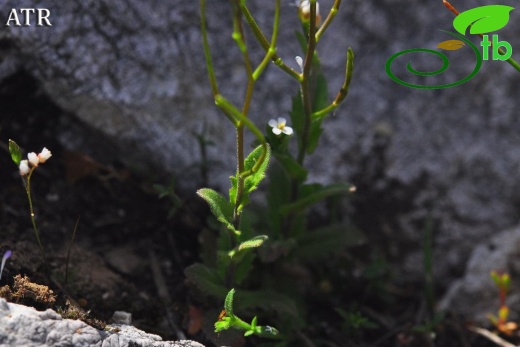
453,5 -> 514,35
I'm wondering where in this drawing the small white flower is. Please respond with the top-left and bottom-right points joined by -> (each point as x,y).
38,147 -> 52,163
268,117 -> 294,136
27,152 -> 39,167
299,0 -> 320,24
19,160 -> 30,176
295,56 -> 303,71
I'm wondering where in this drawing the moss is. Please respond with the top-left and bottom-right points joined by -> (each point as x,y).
0,274 -> 56,307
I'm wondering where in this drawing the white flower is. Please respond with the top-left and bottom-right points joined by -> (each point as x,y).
299,0 -> 321,24
295,56 -> 303,71
19,160 -> 30,176
268,117 -> 294,136
38,147 -> 52,163
27,152 -> 39,167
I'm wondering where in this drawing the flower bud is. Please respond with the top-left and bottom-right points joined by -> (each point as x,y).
28,152 -> 39,167
38,147 -> 52,163
19,160 -> 30,176
298,1 -> 321,26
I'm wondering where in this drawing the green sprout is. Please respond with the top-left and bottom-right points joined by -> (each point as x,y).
487,270 -> 518,336
214,289 -> 280,338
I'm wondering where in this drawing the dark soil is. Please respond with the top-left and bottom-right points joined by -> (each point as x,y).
0,71 -> 519,347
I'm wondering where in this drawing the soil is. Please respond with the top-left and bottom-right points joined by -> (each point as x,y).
1,72 -> 519,347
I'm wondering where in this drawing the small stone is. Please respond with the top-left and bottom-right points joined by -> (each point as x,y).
111,311 -> 132,325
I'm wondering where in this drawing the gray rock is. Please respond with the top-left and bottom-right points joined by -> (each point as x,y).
111,311 -> 132,325
439,224 -> 520,324
3,0 -> 520,294
0,298 -> 205,347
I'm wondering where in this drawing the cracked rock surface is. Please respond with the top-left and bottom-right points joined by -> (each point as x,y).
0,299 -> 205,347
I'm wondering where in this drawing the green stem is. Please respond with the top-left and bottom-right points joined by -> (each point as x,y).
241,3 -> 302,81
231,0 -> 251,231
315,0 -> 341,42
214,95 -> 267,178
312,47 -> 354,120
252,0 -> 281,81
25,169 -> 47,269
297,0 -> 318,165
200,0 -> 239,126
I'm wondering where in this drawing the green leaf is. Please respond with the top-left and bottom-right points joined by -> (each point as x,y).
266,163 -> 292,236
197,188 -> 236,234
243,144 -> 270,196
313,73 -> 329,112
184,263 -> 228,299
233,252 -> 255,284
8,139 -> 22,165
296,224 -> 366,260
259,325 -> 279,337
453,5 -> 514,35
290,90 -> 305,149
215,318 -> 232,333
295,30 -> 308,54
231,144 -> 271,212
306,74 -> 328,154
273,153 -> 308,182
229,235 -> 268,263
306,119 -> 324,155
234,290 -> 301,324
258,239 -> 296,263
280,183 -> 355,215
224,288 -> 235,317
238,235 -> 268,251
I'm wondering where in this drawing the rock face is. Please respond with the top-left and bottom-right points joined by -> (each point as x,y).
0,298 -> 205,347
2,0 -> 520,308
439,224 -> 520,324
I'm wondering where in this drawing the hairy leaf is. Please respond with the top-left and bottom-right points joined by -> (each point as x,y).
235,290 -> 302,325
184,263 -> 228,299
280,183 -> 354,215
313,73 -> 329,112
238,235 -> 268,251
290,90 -> 305,149
224,288 -> 235,317
296,224 -> 366,260
197,188 -> 236,234
230,144 -> 271,212
273,153 -> 307,181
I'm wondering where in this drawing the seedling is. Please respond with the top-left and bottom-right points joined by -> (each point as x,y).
8,140 -> 52,268
487,270 -> 518,335
214,289 -> 279,338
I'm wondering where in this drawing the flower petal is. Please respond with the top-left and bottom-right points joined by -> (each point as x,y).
282,127 -> 294,135
28,152 -> 39,166
38,148 -> 52,163
277,117 -> 286,125
295,56 -> 303,71
19,160 -> 30,175
268,119 -> 278,128
272,127 -> 282,135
